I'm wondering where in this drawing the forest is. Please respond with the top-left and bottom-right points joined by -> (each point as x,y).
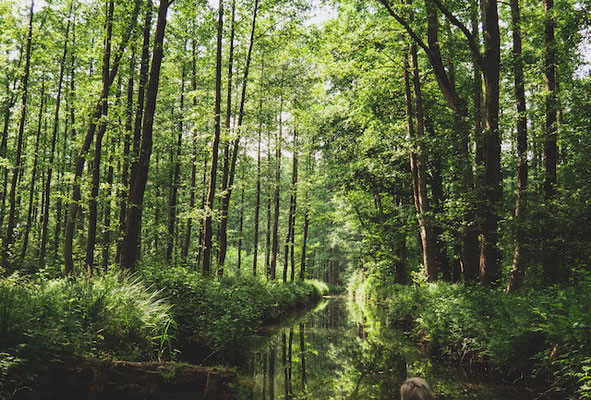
0,0 -> 590,398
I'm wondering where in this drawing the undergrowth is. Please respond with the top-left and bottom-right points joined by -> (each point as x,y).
349,270 -> 591,399
139,265 -> 326,356
0,271 -> 172,398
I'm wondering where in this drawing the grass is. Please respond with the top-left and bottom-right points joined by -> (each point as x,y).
349,270 -> 591,399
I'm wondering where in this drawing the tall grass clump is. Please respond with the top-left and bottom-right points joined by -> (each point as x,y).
0,272 -> 172,395
139,265 -> 324,356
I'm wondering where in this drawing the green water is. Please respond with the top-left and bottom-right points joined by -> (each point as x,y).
236,297 -> 536,400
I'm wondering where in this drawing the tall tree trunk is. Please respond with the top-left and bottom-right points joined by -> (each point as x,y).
181,38 -> 199,265
270,99 -> 283,280
21,80 -> 45,261
543,0 -> 557,201
216,0 -> 236,276
195,155 -> 208,270
117,50 -> 135,262
64,0 -> 141,274
237,184 -> 244,271
102,139 -> 115,270
39,4 -> 71,267
166,63 -> 185,262
265,129 -> 272,277
283,129 -> 298,282
121,0 -> 172,270
507,0 -> 529,292
424,116 -> 451,280
0,51 -> 22,231
3,1 -> 34,265
407,41 -> 438,281
252,97 -> 263,276
200,0 -> 225,276
542,0 -> 558,284
217,0 -> 259,271
479,0 -> 501,285
85,0 -> 115,273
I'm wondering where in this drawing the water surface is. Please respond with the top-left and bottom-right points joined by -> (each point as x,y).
235,297 -> 536,400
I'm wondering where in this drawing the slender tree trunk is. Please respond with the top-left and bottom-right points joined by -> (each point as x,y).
121,0 -> 172,270
508,0 -> 529,292
216,0 -> 236,276
39,5 -> 71,267
85,0 -> 115,273
542,0 -> 558,284
252,98 -> 263,276
270,99 -> 283,280
200,0 -> 225,276
3,1 -> 34,265
21,81 -> 45,261
265,129 -> 272,277
0,56 -> 21,231
408,41 -> 438,281
300,157 -> 311,281
181,39 -> 199,265
284,130 -> 298,282
426,1 -> 480,282
217,0 -> 259,271
166,63 -> 185,262
543,0 -> 557,201
102,139 -> 115,270
424,116 -> 450,280
118,2 -> 153,264
237,184 -> 244,271
196,155 -> 207,270
64,0 -> 141,274
117,50 -> 135,262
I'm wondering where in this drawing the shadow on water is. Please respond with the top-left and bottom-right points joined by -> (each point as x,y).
234,297 -> 536,400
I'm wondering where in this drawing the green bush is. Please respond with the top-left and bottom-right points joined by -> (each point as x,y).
0,272 -> 172,396
350,275 -> 591,399
139,265 -> 324,355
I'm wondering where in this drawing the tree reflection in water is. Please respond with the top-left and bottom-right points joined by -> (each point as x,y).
237,297 -> 534,400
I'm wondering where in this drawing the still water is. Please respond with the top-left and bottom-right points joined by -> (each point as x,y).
235,297 -> 536,400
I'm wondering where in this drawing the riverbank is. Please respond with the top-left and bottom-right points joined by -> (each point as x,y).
349,273 -> 591,399
0,268 -> 327,399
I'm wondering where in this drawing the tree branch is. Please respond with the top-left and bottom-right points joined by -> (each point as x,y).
376,0 -> 432,57
428,0 -> 484,68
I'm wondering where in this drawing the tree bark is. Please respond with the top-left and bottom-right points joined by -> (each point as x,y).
21,80 -> 45,261
166,63 -> 185,262
118,1 -> 153,264
216,0 -> 236,276
3,1 -> 34,266
200,0 -> 225,276
121,0 -> 172,270
479,0 -> 501,285
252,96 -> 263,276
217,0 -> 259,271
270,99 -> 283,280
407,40 -> 438,281
39,4 -> 71,267
283,129 -> 298,282
507,0 -> 528,292
85,0 -> 115,273
181,38 -> 199,265
116,50 -> 135,262
64,0 -> 141,274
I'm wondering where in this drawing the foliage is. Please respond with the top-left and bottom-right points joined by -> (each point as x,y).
349,275 -> 591,398
138,264 -> 325,357
0,271 -> 172,396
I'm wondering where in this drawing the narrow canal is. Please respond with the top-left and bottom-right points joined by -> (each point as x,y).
234,297 -> 536,400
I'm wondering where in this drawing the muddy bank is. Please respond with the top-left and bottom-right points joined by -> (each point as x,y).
13,358 -> 236,400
